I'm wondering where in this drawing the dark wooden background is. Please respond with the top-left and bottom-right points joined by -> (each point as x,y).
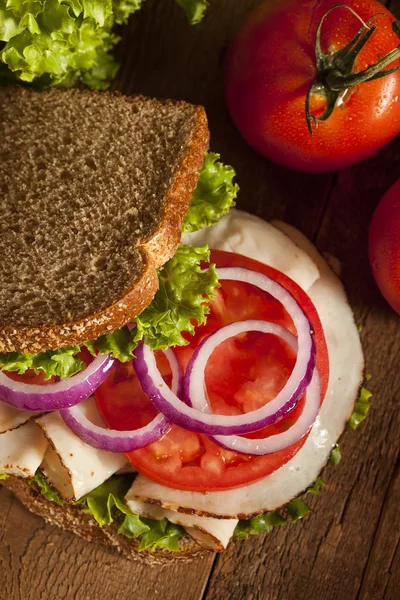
1,1 -> 399,598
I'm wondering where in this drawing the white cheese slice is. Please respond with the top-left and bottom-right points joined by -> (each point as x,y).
182,208 -> 320,292
125,492 -> 238,551
0,421 -> 48,478
130,218 -> 364,518
0,401 -> 41,434
36,397 -> 126,501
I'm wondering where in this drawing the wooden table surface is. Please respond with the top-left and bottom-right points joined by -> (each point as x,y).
1,1 -> 399,598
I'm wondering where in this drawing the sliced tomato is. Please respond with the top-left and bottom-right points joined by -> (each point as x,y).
95,250 -> 329,492
225,0 -> 400,173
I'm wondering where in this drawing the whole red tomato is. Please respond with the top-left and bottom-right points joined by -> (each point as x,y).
225,0 -> 400,173
369,179 -> 400,314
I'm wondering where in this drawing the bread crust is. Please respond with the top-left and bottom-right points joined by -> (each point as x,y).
0,251 -> 158,354
0,89 -> 209,354
1,476 -> 210,564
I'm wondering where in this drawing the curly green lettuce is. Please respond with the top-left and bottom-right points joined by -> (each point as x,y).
134,244 -> 218,349
175,0 -> 208,25
78,475 -> 183,551
0,0 -> 135,88
234,511 -> 287,541
286,498 -> 312,522
0,0 -> 207,88
85,327 -> 137,364
183,153 -> 239,233
29,472 -> 184,552
235,474 -> 330,539
0,346 -> 85,380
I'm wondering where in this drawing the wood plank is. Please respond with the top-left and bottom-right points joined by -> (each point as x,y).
357,2 -> 400,593
0,484 -> 215,600
357,460 -> 400,600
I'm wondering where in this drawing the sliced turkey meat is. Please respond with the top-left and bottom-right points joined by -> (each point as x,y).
125,492 -> 238,552
36,397 -> 125,501
0,402 -> 40,434
0,421 -> 48,478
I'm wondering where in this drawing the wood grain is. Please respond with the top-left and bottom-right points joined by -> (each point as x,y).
0,485 -> 215,600
1,0 -> 399,599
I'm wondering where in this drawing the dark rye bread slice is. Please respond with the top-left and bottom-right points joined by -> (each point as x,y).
1,477 -> 210,564
0,87 -> 209,354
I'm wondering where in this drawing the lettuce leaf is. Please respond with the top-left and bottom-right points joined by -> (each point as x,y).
330,444 -> 341,466
0,0 -> 120,88
118,512 -> 151,539
0,474 -> 9,480
85,326 -> 137,364
135,244 -> 219,350
286,498 -> 311,522
139,518 -> 182,552
113,0 -> 144,24
79,477 -> 184,551
175,0 -> 208,25
349,384 -> 372,430
0,346 -> 85,380
183,153 -> 239,233
0,0 -> 207,87
235,484 -> 319,539
307,477 -> 325,495
29,472 -> 184,552
235,511 -> 286,540
77,474 -> 151,542
29,471 -> 66,505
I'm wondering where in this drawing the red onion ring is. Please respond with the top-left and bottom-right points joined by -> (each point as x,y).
60,349 -> 181,453
60,407 -> 170,454
134,266 -> 315,436
0,354 -> 116,411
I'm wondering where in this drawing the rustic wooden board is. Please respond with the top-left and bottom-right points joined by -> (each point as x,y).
0,485 -> 215,600
1,0 -> 399,599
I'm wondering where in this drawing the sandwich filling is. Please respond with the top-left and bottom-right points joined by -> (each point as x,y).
0,208 -> 370,552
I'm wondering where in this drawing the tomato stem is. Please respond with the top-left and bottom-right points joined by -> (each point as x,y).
306,4 -> 400,135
